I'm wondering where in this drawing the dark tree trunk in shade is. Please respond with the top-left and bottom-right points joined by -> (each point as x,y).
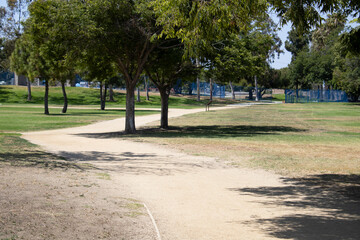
159,88 -> 169,129
100,82 -> 107,110
44,80 -> 49,115
109,84 -> 115,102
249,89 -> 253,100
27,79 -> 32,101
209,78 -> 213,101
125,84 -> 136,133
102,83 -> 107,110
61,81 -> 68,113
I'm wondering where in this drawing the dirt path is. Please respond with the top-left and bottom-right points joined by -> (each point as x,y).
22,105 -> 360,240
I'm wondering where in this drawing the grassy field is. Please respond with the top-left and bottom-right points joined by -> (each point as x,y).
0,102 -> 157,168
271,94 -> 285,101
125,103 -> 360,176
0,105 -> 157,132
0,85 -> 239,108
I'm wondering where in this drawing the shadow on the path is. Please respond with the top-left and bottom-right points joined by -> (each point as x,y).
230,174 -> 360,239
57,150 -> 210,175
0,150 -> 90,170
75,125 -> 306,139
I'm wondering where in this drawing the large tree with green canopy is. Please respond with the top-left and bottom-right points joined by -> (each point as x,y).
145,42 -> 197,129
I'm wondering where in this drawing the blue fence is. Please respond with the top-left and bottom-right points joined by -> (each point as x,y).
174,81 -> 226,98
285,89 -> 348,103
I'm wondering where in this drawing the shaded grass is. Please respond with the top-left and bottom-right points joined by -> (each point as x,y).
121,102 -> 360,176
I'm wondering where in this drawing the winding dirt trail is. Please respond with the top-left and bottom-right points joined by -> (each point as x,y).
22,105 -> 360,240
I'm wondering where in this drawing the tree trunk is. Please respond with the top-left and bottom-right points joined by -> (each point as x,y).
229,81 -> 235,100
125,84 -> 136,133
100,82 -> 107,110
255,75 -> 259,102
145,77 -> 149,101
249,89 -> 253,100
109,84 -> 115,102
137,87 -> 141,102
196,58 -> 200,101
70,78 -> 76,87
101,83 -> 107,110
209,78 -> 213,101
44,80 -> 49,115
100,83 -> 104,110
159,88 -> 169,129
27,78 -> 32,101
61,81 -> 68,113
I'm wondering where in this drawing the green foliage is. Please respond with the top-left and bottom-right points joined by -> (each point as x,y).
151,0 -> 268,57
311,13 -> 346,51
287,14 -> 346,91
340,27 -> 360,56
332,54 -> 360,101
270,0 -> 360,57
145,43 -> 196,92
285,28 -> 310,60
204,16 -> 282,89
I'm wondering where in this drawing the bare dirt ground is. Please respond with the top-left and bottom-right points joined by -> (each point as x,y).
12,105 -> 360,240
0,165 -> 156,240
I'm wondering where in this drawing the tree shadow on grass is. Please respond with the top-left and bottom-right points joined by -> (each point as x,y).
76,125 -> 306,139
0,150 -> 92,170
0,86 -> 17,102
230,174 -> 360,239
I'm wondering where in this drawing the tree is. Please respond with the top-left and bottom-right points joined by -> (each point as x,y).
285,28 -> 310,60
287,13 -> 346,97
152,0 -> 268,57
11,32 -> 51,114
9,34 -> 31,101
11,0 -> 79,114
20,0 -> 87,113
332,41 -> 360,101
203,16 -> 282,101
1,0 -> 32,99
74,0 -> 164,133
332,55 -> 360,101
145,43 -> 196,129
78,49 -> 117,111
270,0 -> 360,55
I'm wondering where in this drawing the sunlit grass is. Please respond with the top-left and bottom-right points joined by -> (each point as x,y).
0,105 -> 158,132
125,103 -> 360,176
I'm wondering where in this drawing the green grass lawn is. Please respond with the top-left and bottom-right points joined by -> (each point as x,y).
0,103 -> 158,169
0,105 -> 158,132
0,85 -> 238,108
271,94 -> 285,101
124,102 -> 360,176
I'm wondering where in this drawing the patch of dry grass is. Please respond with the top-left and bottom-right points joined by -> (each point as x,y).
128,103 -> 360,176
